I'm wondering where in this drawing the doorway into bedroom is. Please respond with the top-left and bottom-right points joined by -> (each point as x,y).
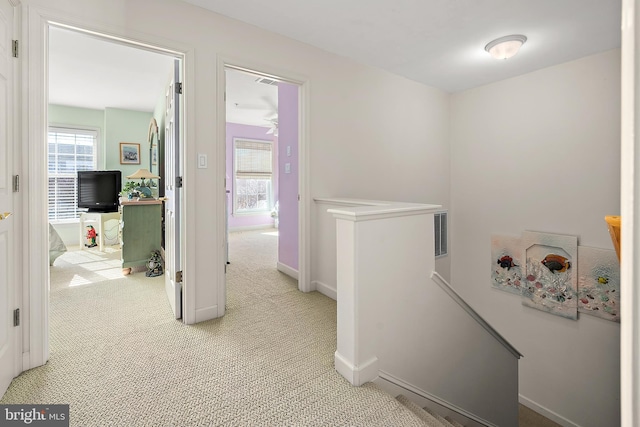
224,66 -> 301,304
47,26 -> 178,297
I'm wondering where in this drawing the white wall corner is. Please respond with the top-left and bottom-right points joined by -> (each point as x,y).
276,262 -> 298,280
334,351 -> 379,386
312,280 -> 336,300
519,395 -> 581,427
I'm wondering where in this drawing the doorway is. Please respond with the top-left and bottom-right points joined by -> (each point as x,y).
223,65 -> 302,299
45,24 -> 185,337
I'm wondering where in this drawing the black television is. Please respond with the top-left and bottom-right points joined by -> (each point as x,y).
77,170 -> 122,213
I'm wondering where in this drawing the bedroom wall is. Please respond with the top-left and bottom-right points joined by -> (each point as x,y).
47,105 -> 153,246
450,49 -> 621,427
48,104 -> 105,166
277,82 -> 299,272
104,107 -> 154,181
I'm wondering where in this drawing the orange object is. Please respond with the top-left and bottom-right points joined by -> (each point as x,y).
605,215 -> 621,262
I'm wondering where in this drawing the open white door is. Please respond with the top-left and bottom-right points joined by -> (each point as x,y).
164,59 -> 182,319
0,0 -> 16,397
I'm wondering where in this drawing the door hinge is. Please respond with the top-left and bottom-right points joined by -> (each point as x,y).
13,175 -> 19,192
298,194 -> 300,201
12,40 -> 18,58
175,270 -> 183,283
176,176 -> 183,188
175,82 -> 183,94
13,308 -> 19,326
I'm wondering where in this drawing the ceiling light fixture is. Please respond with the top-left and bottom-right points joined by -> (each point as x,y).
484,35 -> 527,60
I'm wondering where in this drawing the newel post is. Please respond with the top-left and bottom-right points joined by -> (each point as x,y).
329,202 -> 441,386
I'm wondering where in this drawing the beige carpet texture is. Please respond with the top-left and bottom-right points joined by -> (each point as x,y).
1,230 -> 428,426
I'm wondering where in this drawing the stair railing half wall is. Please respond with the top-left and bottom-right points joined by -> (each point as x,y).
327,198 -> 521,427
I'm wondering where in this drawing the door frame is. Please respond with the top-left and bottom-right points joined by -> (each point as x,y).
217,57 -> 310,313
620,0 -> 639,424
23,6 -> 194,370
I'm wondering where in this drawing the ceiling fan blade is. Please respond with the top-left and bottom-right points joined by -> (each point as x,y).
261,95 -> 277,112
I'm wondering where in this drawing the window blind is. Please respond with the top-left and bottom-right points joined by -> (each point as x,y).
235,140 -> 272,179
48,127 -> 98,221
233,139 -> 273,213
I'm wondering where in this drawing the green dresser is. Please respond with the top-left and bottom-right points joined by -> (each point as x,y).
120,201 -> 162,274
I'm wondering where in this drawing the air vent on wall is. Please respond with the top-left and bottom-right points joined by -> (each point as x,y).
435,211 -> 448,258
255,77 -> 278,86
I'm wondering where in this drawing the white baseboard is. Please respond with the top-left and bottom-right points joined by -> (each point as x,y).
312,280 -> 336,300
334,351 -> 378,386
519,394 -> 580,427
195,305 -> 218,323
376,371 -> 495,427
22,351 -> 31,371
228,224 -> 274,232
277,262 -> 298,280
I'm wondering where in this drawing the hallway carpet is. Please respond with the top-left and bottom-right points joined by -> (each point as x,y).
1,231 -> 426,426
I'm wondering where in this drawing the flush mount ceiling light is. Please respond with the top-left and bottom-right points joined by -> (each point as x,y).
485,35 -> 527,60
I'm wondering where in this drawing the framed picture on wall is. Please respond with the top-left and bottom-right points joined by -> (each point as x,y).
120,142 -> 140,165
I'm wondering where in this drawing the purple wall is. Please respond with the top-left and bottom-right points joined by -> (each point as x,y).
226,122 -> 277,229
277,83 -> 299,270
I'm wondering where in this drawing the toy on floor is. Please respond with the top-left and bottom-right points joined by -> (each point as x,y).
146,250 -> 164,277
85,225 -> 97,248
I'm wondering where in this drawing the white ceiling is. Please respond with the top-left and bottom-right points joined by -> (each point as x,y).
48,1 -> 622,121
48,27 -> 175,112
181,0 -> 622,93
225,69 -> 278,127
49,27 -> 277,127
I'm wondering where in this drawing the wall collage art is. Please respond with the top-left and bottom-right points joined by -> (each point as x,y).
491,231 -> 620,322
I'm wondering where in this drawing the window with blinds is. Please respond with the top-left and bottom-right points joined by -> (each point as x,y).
48,127 -> 98,221
233,138 -> 273,214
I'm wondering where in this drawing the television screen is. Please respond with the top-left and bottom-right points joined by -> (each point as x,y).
77,170 -> 122,213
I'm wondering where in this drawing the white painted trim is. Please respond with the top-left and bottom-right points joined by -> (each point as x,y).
327,200 -> 441,222
376,372 -> 494,427
228,224 -> 274,233
26,5 -> 50,370
195,305 -> 218,323
276,262 -> 298,280
620,1 -> 639,425
298,77 -> 311,293
216,56 -> 227,319
334,351 -> 378,387
519,394 -> 581,427
182,47 -> 196,325
21,351 -> 29,371
10,0 -> 24,378
312,280 -> 336,300
431,271 -> 522,358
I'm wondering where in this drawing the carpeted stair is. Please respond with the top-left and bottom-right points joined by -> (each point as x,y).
396,394 -> 466,427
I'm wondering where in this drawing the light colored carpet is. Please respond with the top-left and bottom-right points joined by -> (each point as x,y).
1,230 -> 426,426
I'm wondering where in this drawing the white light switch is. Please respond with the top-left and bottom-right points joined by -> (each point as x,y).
198,154 -> 208,169
286,146 -> 291,157
285,163 -> 291,174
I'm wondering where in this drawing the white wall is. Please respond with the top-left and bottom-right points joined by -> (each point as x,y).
450,49 -> 621,427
